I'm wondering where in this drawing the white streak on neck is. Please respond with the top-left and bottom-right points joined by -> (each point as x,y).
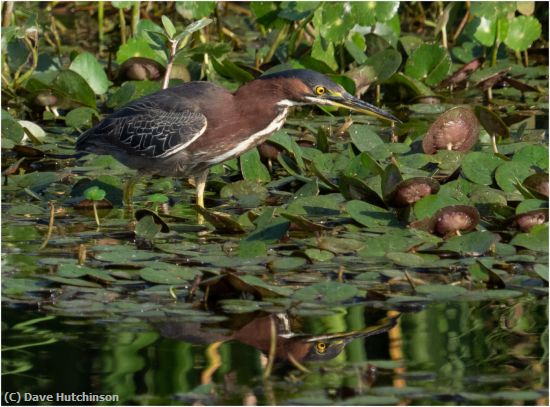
277,99 -> 304,107
206,107 -> 289,164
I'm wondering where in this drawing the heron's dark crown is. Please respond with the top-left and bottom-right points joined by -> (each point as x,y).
258,69 -> 345,99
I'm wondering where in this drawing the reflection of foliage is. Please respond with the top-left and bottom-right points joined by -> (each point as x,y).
2,315 -> 60,379
0,2 -> 548,404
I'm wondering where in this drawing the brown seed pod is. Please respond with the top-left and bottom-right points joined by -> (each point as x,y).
385,177 -> 440,207
523,173 -> 549,199
431,205 -> 480,236
422,107 -> 480,154
119,57 -> 166,81
33,91 -> 58,107
514,209 -> 548,232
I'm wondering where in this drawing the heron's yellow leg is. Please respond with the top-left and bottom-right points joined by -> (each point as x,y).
193,169 -> 209,225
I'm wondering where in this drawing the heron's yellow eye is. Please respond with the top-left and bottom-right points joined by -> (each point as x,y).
316,342 -> 327,353
315,86 -> 326,95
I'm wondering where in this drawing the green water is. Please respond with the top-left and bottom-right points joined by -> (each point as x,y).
3,299 -> 547,405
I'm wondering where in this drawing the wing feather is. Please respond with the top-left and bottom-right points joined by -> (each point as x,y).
78,100 -> 207,158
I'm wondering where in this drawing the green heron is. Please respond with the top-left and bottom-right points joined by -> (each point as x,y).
76,69 -> 398,220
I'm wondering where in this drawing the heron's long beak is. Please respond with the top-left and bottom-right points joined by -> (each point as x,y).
326,92 -> 400,123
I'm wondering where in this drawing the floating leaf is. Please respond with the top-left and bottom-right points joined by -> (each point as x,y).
287,194 -> 342,217
66,107 -> 98,129
459,289 -> 523,301
317,237 -> 364,254
349,124 -> 385,153
220,180 -> 269,205
461,152 -> 504,185
346,200 -> 395,227
135,214 -> 162,239
440,231 -> 497,256
416,284 -> 468,299
43,275 -> 101,288
268,256 -> 307,272
238,240 -> 267,258
510,224 -> 548,252
280,212 -> 329,232
238,275 -> 293,297
304,248 -> 334,262
2,113 -> 25,146
342,395 -> 399,406
514,145 -> 549,171
293,282 -> 358,304
534,264 -> 548,282
240,148 -> 270,183
495,161 -> 534,193
139,266 -> 198,285
193,206 -> 246,234
385,252 -> 426,267
18,120 -> 46,142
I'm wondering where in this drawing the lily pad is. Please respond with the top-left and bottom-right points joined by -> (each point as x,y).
139,266 -> 199,285
193,206 -> 246,234
461,152 -> 504,185
439,231 -> 498,256
346,200 -> 395,227
240,148 -> 270,183
495,161 -> 534,193
293,282 -> 358,304
509,224 -> 548,252
416,284 -> 468,300
317,237 -> 364,254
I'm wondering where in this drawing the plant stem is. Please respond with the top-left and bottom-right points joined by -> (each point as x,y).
441,23 -> 448,49
262,316 -> 277,379
98,2 -> 104,55
131,2 -> 140,36
288,11 -> 314,57
119,8 -> 127,44
221,26 -> 243,48
491,135 -> 499,154
49,15 -> 63,61
264,24 -> 289,65
451,2 -> 470,42
162,39 -> 178,89
486,86 -> 493,102
78,244 -> 86,265
214,2 -> 224,41
2,1 -> 13,27
339,42 -> 346,73
14,36 -> 38,88
514,50 -> 522,65
40,201 -> 55,250
93,201 -> 100,227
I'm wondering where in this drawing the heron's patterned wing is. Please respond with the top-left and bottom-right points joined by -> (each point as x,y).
92,100 -> 207,158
